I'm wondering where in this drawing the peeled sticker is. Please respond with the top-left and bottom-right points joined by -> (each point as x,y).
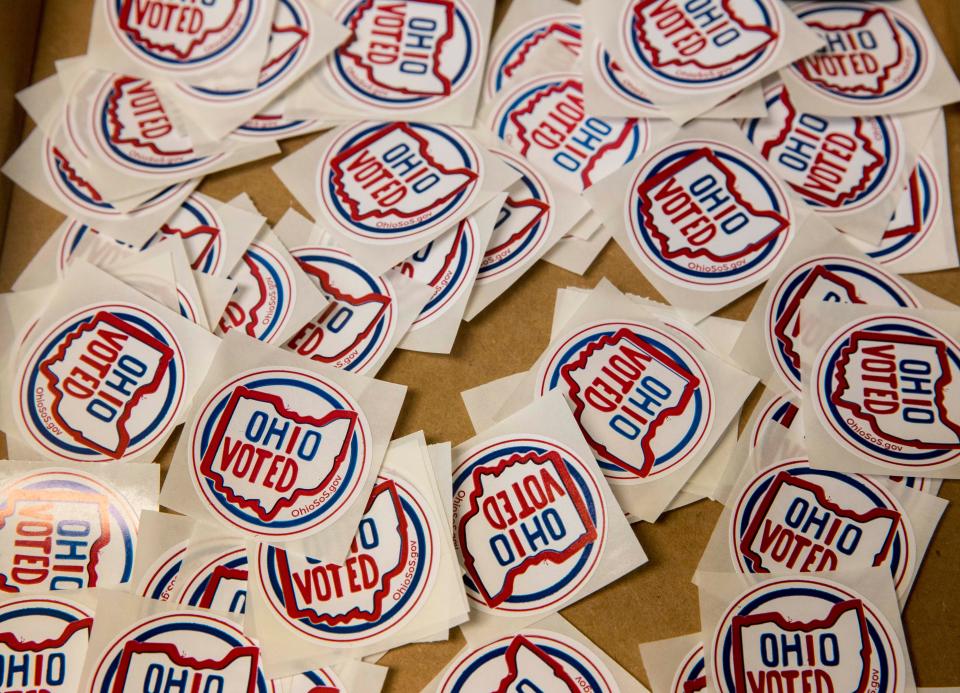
78,592 -> 278,692
273,121 -> 517,275
294,0 -> 493,125
696,454 -> 946,608
0,459 -> 157,594
586,119 -> 810,322
493,280 -> 757,523
543,227 -> 612,276
216,225 -> 329,346
587,0 -> 823,122
427,614 -> 650,692
86,0 -> 279,91
391,195 -> 502,354
699,570 -> 916,693
800,302 -> 960,479
730,222 -> 953,399
781,0 -> 960,117
742,80 -> 938,245
0,590 -> 96,692
274,209 -> 432,375
452,391 -> 647,644
2,261 -> 220,464
246,432 -> 468,675
160,331 -> 405,560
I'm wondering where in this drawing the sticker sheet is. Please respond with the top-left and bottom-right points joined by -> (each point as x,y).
588,0 -> 824,122
587,119 -> 813,321
638,632 -> 707,693
273,122 -> 517,274
731,222 -> 954,398
427,614 -> 651,692
742,80 -> 939,245
453,392 -> 648,643
274,208 -> 433,374
130,510 -> 197,603
1,261 -> 220,464
494,281 -> 757,522
699,569 -> 916,693
543,227 -> 612,276
781,0 -> 960,117
0,459 -> 158,594
246,432 -> 468,675
799,301 -> 960,479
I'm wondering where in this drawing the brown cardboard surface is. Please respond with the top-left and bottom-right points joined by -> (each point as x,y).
1,1 -> 959,690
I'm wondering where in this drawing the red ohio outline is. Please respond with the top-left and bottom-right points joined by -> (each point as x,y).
196,565 -> 249,611
52,146 -> 105,202
797,8 -> 905,96
560,327 -> 699,478
884,166 -> 923,240
632,0 -> 777,72
502,22 -> 582,82
739,470 -> 902,573
106,77 -> 194,158
111,639 -> 260,693
730,599 -> 872,693
198,385 -> 358,521
339,0 -> 456,97
0,488 -> 113,592
457,450 -> 598,608
0,615 -> 92,651
39,310 -> 174,459
275,479 -> 410,625
495,635 -> 580,692
118,0 -> 245,62
832,330 -> 960,450
485,195 -> 550,258
329,122 -> 478,222
638,147 -> 789,264
758,87 -> 884,209
159,224 -> 221,270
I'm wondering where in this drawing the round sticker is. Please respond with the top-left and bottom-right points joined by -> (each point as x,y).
788,2 -> 932,106
43,135 -> 187,219
590,40 -> 659,110
747,394 -> 804,465
216,241 -> 295,343
56,222 -> 136,276
189,367 -> 370,539
0,596 -> 93,691
438,630 -> 617,692
536,320 -> 714,483
285,668 -> 345,693
16,303 -> 185,462
88,611 -> 276,692
106,0 -> 265,71
67,73 -> 220,176
0,470 -> 139,592
477,150 -> 555,283
813,314 -> 960,470
319,121 -> 482,242
137,543 -> 187,603
625,138 -> 794,290
671,643 -> 707,693
180,0 -> 312,104
451,435 -> 607,614
257,472 -> 438,645
764,254 -> 919,391
711,576 -> 906,693
286,245 -> 397,373
177,545 -> 249,616
729,459 -> 914,596
492,73 -> 648,193
485,15 -> 582,98
395,217 -> 479,329
619,0 -> 783,91
322,0 -> 482,110
744,84 -> 904,215
864,155 -> 941,266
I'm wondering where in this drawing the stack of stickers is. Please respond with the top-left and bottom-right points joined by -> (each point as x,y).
0,0 -> 959,691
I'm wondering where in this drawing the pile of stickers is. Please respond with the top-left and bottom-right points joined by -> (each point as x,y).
0,0 -> 958,691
